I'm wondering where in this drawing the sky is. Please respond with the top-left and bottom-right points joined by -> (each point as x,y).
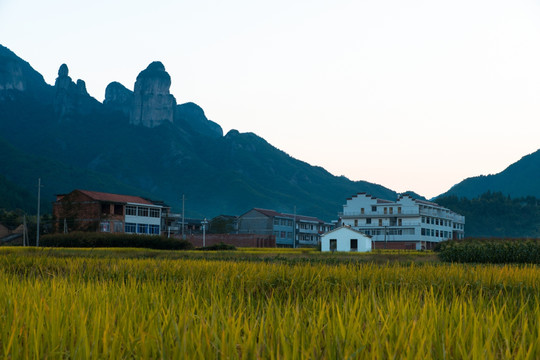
1,0 -> 539,199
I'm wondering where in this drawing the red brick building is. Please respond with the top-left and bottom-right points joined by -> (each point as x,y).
53,190 -> 168,235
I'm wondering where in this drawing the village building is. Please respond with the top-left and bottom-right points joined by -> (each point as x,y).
339,193 -> 465,250
237,208 -> 333,247
53,189 -> 168,235
320,226 -> 372,252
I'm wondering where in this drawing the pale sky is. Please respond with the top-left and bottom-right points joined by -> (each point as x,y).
1,0 -> 539,199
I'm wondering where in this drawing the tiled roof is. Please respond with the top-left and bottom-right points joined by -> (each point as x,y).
321,225 -> 371,238
77,190 -> 156,205
252,208 -> 284,218
414,199 -> 441,207
252,208 -> 326,223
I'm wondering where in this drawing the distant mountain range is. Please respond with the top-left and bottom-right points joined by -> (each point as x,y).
0,44 -> 396,220
435,150 -> 540,200
1,44 -> 539,224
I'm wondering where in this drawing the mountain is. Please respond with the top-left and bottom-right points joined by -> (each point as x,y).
0,174 -> 35,212
436,150 -> 540,200
0,44 -> 396,220
436,192 -> 540,238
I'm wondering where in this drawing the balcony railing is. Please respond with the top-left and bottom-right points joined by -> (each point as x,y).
339,209 -> 464,222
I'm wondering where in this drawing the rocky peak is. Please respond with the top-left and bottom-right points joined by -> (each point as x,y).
104,81 -> 133,117
53,63 -> 99,120
0,44 -> 52,101
58,63 -> 68,77
175,102 -> 223,138
130,61 -> 176,128
76,79 -> 88,96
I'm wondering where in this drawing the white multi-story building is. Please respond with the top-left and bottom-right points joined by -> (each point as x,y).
339,193 -> 465,250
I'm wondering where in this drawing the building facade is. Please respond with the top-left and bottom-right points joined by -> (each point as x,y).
53,189 -> 168,235
320,226 -> 372,252
237,208 -> 333,247
339,193 -> 465,250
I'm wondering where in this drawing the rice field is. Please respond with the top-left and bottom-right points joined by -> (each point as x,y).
1,247 -> 539,359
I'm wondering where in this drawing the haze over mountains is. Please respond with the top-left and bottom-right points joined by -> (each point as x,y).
0,44 -> 539,222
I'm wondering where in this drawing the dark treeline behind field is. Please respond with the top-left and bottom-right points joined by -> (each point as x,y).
436,191 -> 540,238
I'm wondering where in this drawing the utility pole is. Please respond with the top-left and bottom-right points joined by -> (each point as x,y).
293,205 -> 297,249
181,194 -> 185,240
23,215 -> 28,247
201,218 -> 208,248
64,218 -> 68,234
36,178 -> 41,247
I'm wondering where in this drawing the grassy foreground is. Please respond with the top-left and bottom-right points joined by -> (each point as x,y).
1,247 -> 539,359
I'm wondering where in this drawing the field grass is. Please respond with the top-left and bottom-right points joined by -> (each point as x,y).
1,247 -> 539,359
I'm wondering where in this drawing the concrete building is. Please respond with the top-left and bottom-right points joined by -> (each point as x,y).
237,208 -> 333,247
53,189 -> 168,235
339,193 -> 465,250
320,226 -> 372,252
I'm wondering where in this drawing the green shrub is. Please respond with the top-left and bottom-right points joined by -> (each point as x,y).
197,242 -> 236,251
438,238 -> 540,264
40,232 -> 193,250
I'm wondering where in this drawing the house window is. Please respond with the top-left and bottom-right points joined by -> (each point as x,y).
149,225 -> 160,234
101,203 -> 110,214
350,239 -> 358,251
422,217 -> 425,223
330,239 -> 337,251
126,206 -> 136,216
398,219 -> 402,226
366,218 -> 371,224
137,224 -> 148,234
113,221 -> 123,233
354,219 -> 358,227
361,208 -> 365,214
149,208 -> 160,218
114,205 -> 123,215
384,207 -> 387,214
125,223 -> 136,233
389,207 -> 393,215
274,219 -> 279,225
378,219 -> 383,226
398,207 -> 401,214
371,206 -> 376,212
138,207 -> 149,217
280,231 -> 286,238
100,221 -> 110,232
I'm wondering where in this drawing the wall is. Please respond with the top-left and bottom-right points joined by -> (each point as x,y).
321,228 -> 371,252
182,233 -> 276,248
53,192 -> 102,232
238,210 -> 272,235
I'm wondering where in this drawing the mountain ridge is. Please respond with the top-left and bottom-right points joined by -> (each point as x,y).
0,44 -> 397,220
436,149 -> 540,200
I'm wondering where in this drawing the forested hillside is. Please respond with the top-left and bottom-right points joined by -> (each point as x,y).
436,192 -> 540,238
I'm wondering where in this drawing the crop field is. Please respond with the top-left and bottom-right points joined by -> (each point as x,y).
1,247 -> 539,359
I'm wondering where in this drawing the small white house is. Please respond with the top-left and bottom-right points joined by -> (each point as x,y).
320,226 -> 372,252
